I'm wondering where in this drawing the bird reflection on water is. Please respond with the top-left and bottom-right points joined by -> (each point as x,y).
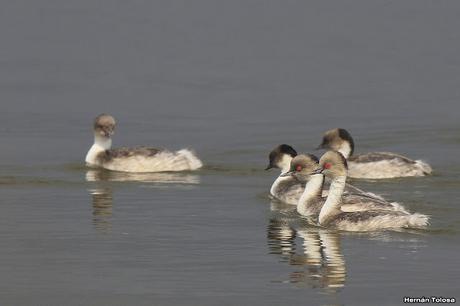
86,169 -> 201,233
89,188 -> 113,234
85,168 -> 201,184
267,201 -> 346,291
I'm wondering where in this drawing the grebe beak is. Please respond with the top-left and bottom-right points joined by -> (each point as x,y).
311,167 -> 324,175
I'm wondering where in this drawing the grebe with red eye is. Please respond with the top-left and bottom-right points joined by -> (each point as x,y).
317,128 -> 432,179
282,154 -> 408,217
85,114 -> 203,172
265,145 -> 394,205
315,151 -> 429,231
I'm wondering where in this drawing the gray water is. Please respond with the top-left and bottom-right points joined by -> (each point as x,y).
1,1 -> 460,305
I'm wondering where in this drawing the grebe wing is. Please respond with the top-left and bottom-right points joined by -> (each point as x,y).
349,152 -> 415,164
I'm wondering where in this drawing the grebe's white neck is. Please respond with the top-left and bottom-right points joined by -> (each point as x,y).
270,173 -> 293,197
85,134 -> 112,165
318,175 -> 346,225
269,154 -> 296,197
278,154 -> 293,174
338,142 -> 352,159
297,174 -> 324,216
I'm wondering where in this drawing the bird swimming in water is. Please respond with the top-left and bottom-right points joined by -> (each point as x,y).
265,144 -> 392,205
85,114 -> 203,173
317,128 -> 432,179
282,154 -> 408,216
311,151 -> 429,231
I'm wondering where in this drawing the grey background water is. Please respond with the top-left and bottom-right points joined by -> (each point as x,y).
1,1 -> 459,305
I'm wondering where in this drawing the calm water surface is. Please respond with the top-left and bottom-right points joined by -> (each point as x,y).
1,1 -> 460,305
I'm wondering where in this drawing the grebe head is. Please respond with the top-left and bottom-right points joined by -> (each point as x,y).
94,114 -> 116,138
265,144 -> 297,172
317,128 -> 354,158
86,114 -> 115,164
316,151 -> 348,178
281,154 -> 320,182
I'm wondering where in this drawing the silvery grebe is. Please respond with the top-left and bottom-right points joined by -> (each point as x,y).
317,128 -> 432,179
265,145 -> 391,205
282,154 -> 407,217
265,144 -> 305,204
315,151 -> 429,231
85,114 -> 202,172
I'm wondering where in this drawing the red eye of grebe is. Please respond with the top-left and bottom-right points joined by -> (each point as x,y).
324,162 -> 332,169
296,165 -> 302,172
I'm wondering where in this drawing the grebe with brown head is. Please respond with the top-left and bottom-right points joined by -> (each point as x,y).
85,114 -> 202,173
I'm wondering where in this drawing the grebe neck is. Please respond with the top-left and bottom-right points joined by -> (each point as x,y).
297,174 -> 324,216
278,154 -> 293,174
85,134 -> 112,165
318,175 -> 346,224
338,142 -> 352,159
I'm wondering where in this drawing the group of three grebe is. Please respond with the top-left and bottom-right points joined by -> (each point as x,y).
85,114 -> 431,232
